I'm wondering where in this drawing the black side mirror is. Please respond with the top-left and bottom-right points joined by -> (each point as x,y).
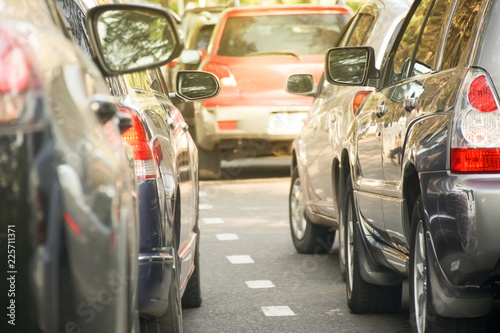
325,46 -> 379,86
86,4 -> 183,76
286,74 -> 316,97
175,70 -> 221,101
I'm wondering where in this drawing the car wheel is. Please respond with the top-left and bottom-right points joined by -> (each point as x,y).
182,227 -> 202,308
289,166 -> 334,254
345,176 -> 402,314
198,146 -> 221,180
409,197 -> 487,333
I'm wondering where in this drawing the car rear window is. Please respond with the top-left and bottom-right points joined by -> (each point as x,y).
217,13 -> 350,57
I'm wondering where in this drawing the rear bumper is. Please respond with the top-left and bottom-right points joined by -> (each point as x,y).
194,104 -> 308,152
419,171 -> 500,317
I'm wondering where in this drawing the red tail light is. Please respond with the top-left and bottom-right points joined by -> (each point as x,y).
0,28 -> 36,125
468,76 -> 497,113
451,70 -> 500,173
203,62 -> 236,87
119,107 -> 158,179
353,90 -> 371,115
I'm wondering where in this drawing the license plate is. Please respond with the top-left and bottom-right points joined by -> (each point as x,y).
267,112 -> 306,135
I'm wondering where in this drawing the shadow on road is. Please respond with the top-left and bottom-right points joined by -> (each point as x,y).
216,157 -> 291,180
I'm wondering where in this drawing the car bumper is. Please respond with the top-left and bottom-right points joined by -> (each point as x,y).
420,171 -> 500,317
137,179 -> 173,318
194,104 -> 308,152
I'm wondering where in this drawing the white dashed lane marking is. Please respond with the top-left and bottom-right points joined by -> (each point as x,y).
202,217 -> 224,224
199,204 -> 213,210
245,280 -> 275,289
261,306 -> 296,317
226,255 -> 254,264
216,233 -> 239,241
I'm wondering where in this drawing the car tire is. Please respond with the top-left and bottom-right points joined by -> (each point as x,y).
198,146 -> 221,180
182,228 -> 202,308
409,196 -> 487,333
289,166 -> 334,254
338,175 -> 349,281
345,176 -> 402,314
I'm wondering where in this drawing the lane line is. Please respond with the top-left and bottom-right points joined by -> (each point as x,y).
245,280 -> 275,289
226,255 -> 254,264
216,233 -> 239,241
202,217 -> 224,224
199,204 -> 213,210
261,306 -> 295,317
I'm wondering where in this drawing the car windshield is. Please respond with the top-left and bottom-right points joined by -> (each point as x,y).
217,13 -> 350,57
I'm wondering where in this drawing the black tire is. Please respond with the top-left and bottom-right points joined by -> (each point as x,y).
198,146 -> 221,180
182,229 -> 202,308
289,166 -> 335,254
344,176 -> 402,314
409,197 -> 487,333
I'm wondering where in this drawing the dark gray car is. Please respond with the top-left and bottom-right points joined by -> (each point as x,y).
327,0 -> 500,331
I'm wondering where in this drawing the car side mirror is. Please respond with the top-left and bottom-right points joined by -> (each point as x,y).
86,4 -> 183,76
175,70 -> 220,101
286,74 -> 316,97
180,49 -> 202,65
325,46 -> 379,86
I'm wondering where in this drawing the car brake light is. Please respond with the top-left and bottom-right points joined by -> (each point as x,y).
468,76 -> 497,113
0,29 -> 34,124
353,91 -> 371,115
203,62 -> 236,87
119,106 -> 158,179
451,69 -> 500,173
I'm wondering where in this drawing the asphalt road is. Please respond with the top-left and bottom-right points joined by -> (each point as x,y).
182,158 -> 412,333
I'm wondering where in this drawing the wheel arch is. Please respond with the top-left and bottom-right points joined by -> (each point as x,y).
403,163 -> 421,243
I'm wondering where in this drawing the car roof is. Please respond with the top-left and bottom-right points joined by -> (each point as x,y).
221,4 -> 353,17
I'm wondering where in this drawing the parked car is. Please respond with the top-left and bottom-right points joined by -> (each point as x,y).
0,0 -> 142,332
285,0 -> 411,278
193,4 -> 352,179
55,1 -> 220,332
327,0 -> 500,330
166,6 -> 225,129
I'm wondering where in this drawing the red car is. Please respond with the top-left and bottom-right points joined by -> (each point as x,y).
192,5 -> 352,178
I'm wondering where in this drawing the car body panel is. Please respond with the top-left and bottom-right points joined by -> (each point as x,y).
336,0 -> 500,317
0,1 -> 139,332
292,0 -> 411,228
56,0 -> 203,325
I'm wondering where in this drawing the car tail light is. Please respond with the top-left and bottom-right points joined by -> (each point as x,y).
119,106 -> 158,179
203,62 -> 236,87
0,28 -> 38,125
353,90 -> 371,115
451,69 -> 500,173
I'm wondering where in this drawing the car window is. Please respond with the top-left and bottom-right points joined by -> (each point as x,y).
387,0 -> 434,85
194,25 -> 215,50
346,13 -> 376,46
413,0 -> 452,76
441,0 -> 481,70
217,14 -> 350,57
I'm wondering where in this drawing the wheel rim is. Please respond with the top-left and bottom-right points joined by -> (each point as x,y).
413,220 -> 427,333
339,209 -> 346,273
290,176 -> 307,240
346,191 -> 354,297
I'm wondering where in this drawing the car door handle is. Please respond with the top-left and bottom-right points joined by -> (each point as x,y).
375,103 -> 388,118
404,93 -> 418,112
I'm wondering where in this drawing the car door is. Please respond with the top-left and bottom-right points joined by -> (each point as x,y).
378,0 -> 452,245
354,0 -> 438,243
